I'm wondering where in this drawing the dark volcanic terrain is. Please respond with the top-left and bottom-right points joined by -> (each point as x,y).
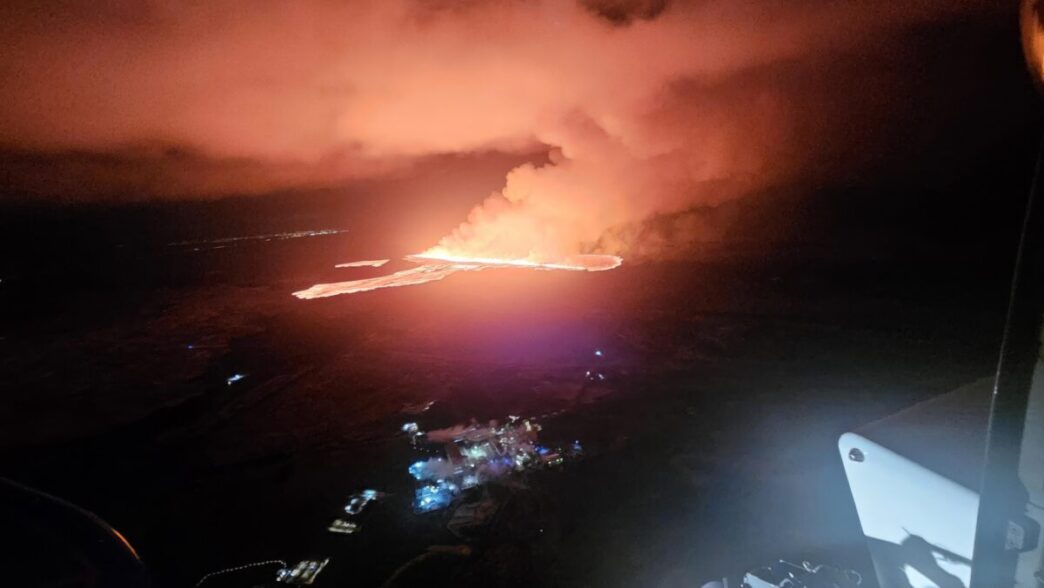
0,230 -> 1012,586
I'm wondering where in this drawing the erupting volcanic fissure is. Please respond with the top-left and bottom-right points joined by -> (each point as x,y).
293,253 -> 622,299
408,252 -> 623,272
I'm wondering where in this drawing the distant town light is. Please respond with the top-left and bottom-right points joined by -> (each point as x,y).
275,558 -> 329,585
408,461 -> 427,480
414,481 -> 456,513
327,519 -> 359,534
343,489 -> 382,515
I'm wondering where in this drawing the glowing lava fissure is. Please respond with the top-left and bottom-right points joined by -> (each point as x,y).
335,259 -> 389,268
406,252 -> 622,272
292,253 -> 622,299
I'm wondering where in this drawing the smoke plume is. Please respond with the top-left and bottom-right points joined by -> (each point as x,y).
0,0 -> 998,259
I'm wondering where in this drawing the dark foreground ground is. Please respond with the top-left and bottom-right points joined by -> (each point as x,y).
0,224 -> 1015,587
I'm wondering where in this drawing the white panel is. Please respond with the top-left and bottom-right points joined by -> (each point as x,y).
839,432 -> 979,588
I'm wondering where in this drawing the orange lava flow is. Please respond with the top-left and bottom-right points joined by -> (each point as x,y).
406,252 -> 622,272
334,259 -> 389,268
293,253 -> 622,299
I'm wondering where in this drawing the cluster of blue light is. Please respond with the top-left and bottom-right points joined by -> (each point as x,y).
405,416 -> 580,513
413,480 -> 457,513
408,461 -> 426,480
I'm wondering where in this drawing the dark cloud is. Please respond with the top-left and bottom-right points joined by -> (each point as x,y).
581,0 -> 670,24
